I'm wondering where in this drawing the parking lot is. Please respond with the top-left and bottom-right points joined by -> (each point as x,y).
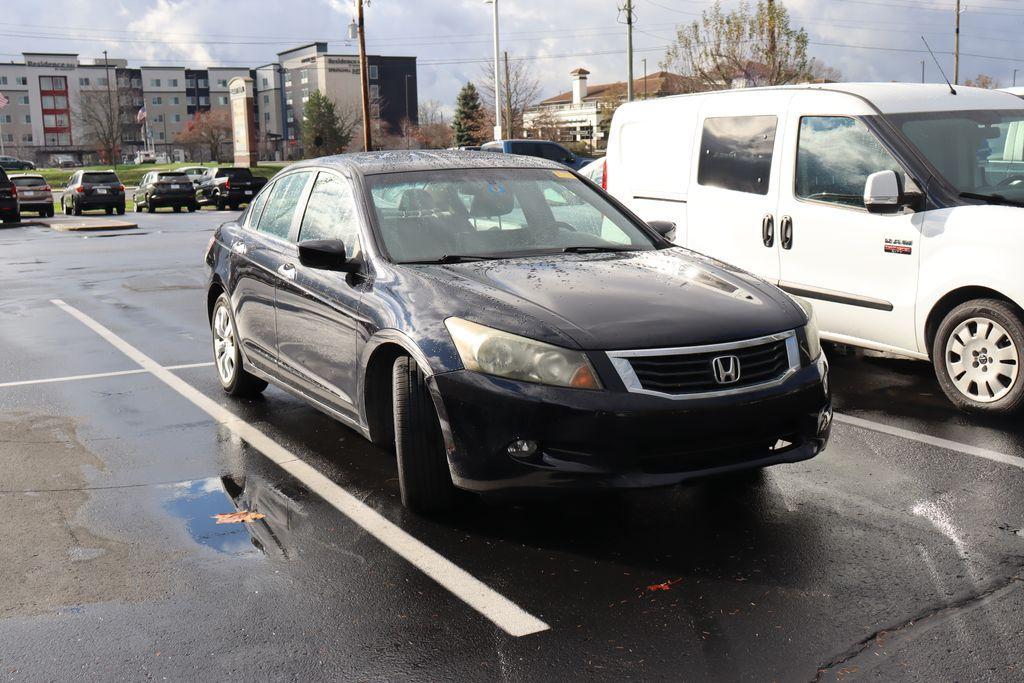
2,211 -> 1024,681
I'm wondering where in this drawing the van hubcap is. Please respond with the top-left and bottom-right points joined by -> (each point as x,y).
212,305 -> 236,384
945,316 -> 1018,403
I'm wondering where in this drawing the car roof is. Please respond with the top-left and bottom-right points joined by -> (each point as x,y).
654,82 -> 1024,114
287,149 -> 567,176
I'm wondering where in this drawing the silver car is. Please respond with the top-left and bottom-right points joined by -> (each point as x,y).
176,166 -> 209,187
9,174 -> 54,217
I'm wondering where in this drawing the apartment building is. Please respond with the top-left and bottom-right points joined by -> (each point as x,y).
0,45 -> 417,164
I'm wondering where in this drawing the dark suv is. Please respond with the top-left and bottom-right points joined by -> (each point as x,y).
0,168 -> 19,224
195,167 -> 267,210
134,170 -> 198,213
61,170 -> 126,215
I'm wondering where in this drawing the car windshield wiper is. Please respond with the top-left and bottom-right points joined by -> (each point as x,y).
561,245 -> 640,253
959,191 -> 1024,207
402,254 -> 503,265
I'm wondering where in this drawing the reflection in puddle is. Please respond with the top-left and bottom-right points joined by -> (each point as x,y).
161,475 -> 305,558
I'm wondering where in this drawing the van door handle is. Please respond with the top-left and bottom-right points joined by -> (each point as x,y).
761,214 -> 774,247
780,216 -> 794,250
277,263 -> 296,280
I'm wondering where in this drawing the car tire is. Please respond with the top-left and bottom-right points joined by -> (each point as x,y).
216,198 -> 226,211
73,201 -> 82,216
392,356 -> 457,513
134,200 -> 142,213
105,207 -> 113,215
173,205 -> 181,213
117,205 -> 125,215
211,293 -> 267,397
932,298 -> 1024,414
63,200 -> 71,216
147,200 -> 155,213
188,204 -> 197,213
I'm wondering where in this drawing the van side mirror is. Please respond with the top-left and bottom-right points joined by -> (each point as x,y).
297,239 -> 360,273
864,170 -> 902,214
648,220 -> 677,241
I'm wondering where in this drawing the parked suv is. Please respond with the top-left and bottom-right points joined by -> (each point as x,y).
0,168 -> 19,224
9,174 -> 54,217
195,167 -> 267,210
607,83 -> 1024,414
134,170 -> 198,213
481,139 -> 593,170
0,155 -> 34,170
61,170 -> 126,215
204,151 -> 831,513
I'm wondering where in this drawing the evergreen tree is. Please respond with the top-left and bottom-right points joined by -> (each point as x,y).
301,90 -> 353,157
451,82 -> 487,147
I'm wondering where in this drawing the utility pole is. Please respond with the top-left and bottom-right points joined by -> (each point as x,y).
503,51 -> 513,138
921,60 -> 926,83
488,0 -> 502,140
356,0 -> 372,151
642,58 -> 648,98
625,0 -> 635,101
1015,69 -> 1019,87
954,0 -> 961,85
103,50 -> 116,166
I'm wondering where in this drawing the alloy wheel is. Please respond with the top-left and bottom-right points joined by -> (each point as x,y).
944,316 -> 1019,403
212,304 -> 237,385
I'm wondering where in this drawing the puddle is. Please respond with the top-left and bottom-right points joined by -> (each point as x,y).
161,475 -> 303,558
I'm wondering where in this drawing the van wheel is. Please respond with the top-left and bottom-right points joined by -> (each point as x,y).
392,356 -> 457,513
933,299 -> 1024,414
211,294 -> 267,397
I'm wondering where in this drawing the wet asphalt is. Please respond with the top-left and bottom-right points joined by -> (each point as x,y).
1,212 -> 1023,682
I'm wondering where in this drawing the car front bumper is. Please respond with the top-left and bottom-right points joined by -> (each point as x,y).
429,355 -> 831,493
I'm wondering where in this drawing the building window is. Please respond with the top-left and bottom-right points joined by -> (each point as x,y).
0,76 -> 6,85
696,115 -> 778,196
263,94 -> 269,104
284,73 -> 292,87
186,78 -> 196,88
168,78 -> 178,87
97,77 -> 108,86
171,96 -> 180,105
157,131 -> 165,140
152,96 -> 162,105
0,114 -> 10,124
131,78 -> 142,88
186,96 -> 196,105
2,133 -> 12,143
261,77 -> 268,87
369,65 -> 378,80
173,113 -> 181,122
286,97 -> 292,106
155,114 -> 164,123
58,132 -> 70,145
264,112 -> 270,122
16,76 -> 27,86
218,96 -> 228,106
18,95 -> 29,105
198,78 -> 208,88
217,78 -> 228,87
370,84 -> 380,100
198,96 -> 209,106
23,114 -> 30,123
79,77 -> 90,86
301,88 -> 308,103
22,133 -> 32,143
150,78 -> 161,87
45,133 -> 58,145
300,69 -> 308,84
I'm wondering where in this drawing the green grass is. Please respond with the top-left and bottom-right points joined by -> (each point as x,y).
31,161 -> 288,189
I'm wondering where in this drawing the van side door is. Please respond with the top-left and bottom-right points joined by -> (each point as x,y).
685,92 -> 794,281
774,91 -> 923,355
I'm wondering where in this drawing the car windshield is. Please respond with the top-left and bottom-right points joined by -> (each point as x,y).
366,168 -> 658,263
887,108 -> 1024,202
82,172 -> 119,184
11,177 -> 45,187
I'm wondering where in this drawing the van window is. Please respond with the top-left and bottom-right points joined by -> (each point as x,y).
796,117 -> 903,208
697,115 -> 777,195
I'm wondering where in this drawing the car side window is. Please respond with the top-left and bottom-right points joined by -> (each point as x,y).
796,116 -> 905,209
255,172 -> 310,239
245,181 -> 274,230
298,172 -> 361,258
697,115 -> 777,195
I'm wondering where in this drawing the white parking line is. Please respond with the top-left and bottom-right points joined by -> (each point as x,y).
0,362 -> 214,388
49,299 -> 549,638
834,413 -> 1024,471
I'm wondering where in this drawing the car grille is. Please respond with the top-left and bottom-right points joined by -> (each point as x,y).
609,333 -> 797,397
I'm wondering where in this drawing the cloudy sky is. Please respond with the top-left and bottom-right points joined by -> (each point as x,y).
4,0 -> 1024,112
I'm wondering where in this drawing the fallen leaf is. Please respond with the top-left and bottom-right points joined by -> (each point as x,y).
646,578 -> 683,592
213,511 -> 266,524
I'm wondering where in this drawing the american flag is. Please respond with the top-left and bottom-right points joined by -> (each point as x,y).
0,91 -> 9,110
136,105 -> 146,123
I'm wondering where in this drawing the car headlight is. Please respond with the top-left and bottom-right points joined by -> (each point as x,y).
445,317 -> 601,390
792,296 -> 822,361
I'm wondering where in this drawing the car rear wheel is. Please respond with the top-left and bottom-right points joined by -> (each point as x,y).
211,294 -> 267,397
146,198 -> 155,213
188,204 -> 197,213
173,205 -> 181,213
105,207 -> 113,215
216,197 -> 226,211
392,356 -> 457,513
73,201 -> 82,216
63,200 -> 71,215
933,299 -> 1024,414
116,205 -> 125,215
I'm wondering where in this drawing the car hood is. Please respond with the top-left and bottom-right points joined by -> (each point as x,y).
405,248 -> 806,350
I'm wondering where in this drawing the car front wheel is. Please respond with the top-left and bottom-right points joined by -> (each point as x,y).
211,294 -> 267,397
933,298 -> 1024,414
392,356 -> 457,513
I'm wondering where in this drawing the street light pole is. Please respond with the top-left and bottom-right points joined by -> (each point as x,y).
103,50 -> 116,166
954,0 -> 961,85
356,0 -> 372,151
486,0 -> 502,140
642,57 -> 648,98
625,0 -> 634,102
921,60 -> 925,83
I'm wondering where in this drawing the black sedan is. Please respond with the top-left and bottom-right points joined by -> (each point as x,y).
204,151 -> 832,513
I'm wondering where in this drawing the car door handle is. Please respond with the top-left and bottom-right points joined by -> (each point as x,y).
761,214 -> 774,247
277,263 -> 296,280
780,216 -> 794,250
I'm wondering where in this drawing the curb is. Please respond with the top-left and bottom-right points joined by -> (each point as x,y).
47,219 -> 139,232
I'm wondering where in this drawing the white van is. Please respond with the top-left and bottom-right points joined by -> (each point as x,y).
606,83 -> 1024,414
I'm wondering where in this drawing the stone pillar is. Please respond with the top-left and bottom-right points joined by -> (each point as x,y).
228,76 -> 258,167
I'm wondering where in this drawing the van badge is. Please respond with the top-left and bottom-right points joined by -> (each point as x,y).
712,355 -> 741,384
884,238 -> 912,255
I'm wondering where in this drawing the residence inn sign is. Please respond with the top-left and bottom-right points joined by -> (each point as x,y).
229,76 -> 257,167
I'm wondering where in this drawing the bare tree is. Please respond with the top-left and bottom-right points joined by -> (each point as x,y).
965,73 -> 998,89
478,57 -> 542,139
524,108 -> 562,142
809,59 -> 843,83
177,109 -> 232,162
76,86 -> 132,164
413,99 -> 452,148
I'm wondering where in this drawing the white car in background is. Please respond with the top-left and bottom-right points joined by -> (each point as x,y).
578,156 -> 605,188
606,83 -> 1024,414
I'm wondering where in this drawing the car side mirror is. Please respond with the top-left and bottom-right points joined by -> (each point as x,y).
864,170 -> 902,214
648,220 -> 677,241
298,239 -> 360,273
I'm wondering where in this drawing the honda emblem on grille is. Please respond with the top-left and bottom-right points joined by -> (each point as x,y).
712,355 -> 741,384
